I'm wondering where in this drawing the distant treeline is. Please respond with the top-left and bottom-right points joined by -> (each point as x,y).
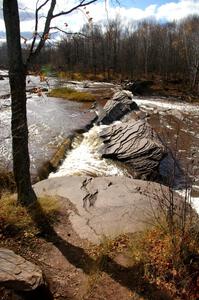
0,15 -> 198,90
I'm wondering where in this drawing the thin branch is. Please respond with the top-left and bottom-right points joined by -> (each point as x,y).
27,0 -> 98,65
27,0 -> 56,64
27,0 -> 51,62
37,0 -> 50,11
49,26 -> 89,38
52,0 -> 97,19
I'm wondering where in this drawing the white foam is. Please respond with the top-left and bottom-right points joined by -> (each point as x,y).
192,197 -> 199,214
134,98 -> 199,113
50,125 -> 128,178
0,70 -> 8,76
176,189 -> 199,215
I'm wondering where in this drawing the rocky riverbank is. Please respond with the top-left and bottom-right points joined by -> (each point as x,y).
0,75 -> 198,299
123,79 -> 199,102
0,177 -> 198,300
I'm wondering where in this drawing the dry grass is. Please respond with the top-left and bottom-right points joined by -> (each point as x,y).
48,87 -> 95,102
88,234 -> 130,261
56,70 -> 122,82
0,171 -> 16,194
58,71 -> 85,81
84,234 -> 132,296
85,221 -> 199,299
0,193 -> 60,237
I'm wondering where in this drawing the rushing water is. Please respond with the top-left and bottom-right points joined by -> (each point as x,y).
0,74 -> 198,207
49,94 -> 199,212
49,125 -> 129,178
0,74 -> 97,177
135,97 -> 199,186
133,97 -> 199,213
50,96 -> 199,186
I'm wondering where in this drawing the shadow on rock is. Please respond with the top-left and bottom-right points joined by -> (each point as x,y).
26,200 -> 173,300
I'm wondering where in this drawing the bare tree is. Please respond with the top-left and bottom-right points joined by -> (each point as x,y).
17,14 -> 198,86
3,0 -> 98,205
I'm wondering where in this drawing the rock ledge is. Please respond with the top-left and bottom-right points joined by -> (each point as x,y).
0,248 -> 43,291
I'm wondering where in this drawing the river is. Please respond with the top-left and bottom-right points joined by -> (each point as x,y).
0,72 -> 198,210
0,73 -> 98,178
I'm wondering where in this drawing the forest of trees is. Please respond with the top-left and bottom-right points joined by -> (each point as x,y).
0,14 -> 199,91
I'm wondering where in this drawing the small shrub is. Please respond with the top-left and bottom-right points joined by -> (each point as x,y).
71,72 -> 84,81
57,71 -> 68,79
128,224 -> 199,299
87,234 -> 130,274
41,65 -> 53,76
56,71 -> 84,80
48,87 -> 95,102
95,73 -> 107,82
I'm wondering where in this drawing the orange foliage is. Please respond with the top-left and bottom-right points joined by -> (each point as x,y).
140,227 -> 199,299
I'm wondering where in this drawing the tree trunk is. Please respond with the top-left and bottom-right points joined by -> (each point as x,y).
3,0 -> 37,205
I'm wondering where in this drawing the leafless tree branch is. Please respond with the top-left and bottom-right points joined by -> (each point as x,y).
27,0 -> 56,64
27,0 -> 97,65
49,26 -> 89,38
52,0 -> 97,19
28,0 -> 50,59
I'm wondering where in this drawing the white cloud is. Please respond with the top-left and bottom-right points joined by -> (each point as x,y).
1,0 -> 199,37
156,0 -> 199,21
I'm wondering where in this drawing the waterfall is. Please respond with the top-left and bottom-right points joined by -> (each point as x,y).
49,125 -> 130,178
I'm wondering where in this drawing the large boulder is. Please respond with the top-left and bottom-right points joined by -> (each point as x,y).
99,120 -> 166,180
96,90 -> 139,125
0,248 -> 44,291
34,175 -> 182,244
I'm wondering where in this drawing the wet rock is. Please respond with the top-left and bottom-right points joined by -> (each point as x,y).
100,119 -> 166,179
171,110 -> 184,120
123,80 -> 153,95
96,90 -> 139,125
83,81 -> 90,88
0,248 -> 44,291
37,138 -> 72,180
50,138 -> 72,170
0,75 -> 4,80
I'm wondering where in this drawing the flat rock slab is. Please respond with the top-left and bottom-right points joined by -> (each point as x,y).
34,176 -> 171,244
0,248 -> 43,291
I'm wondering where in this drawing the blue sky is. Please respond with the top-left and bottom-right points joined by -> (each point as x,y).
121,0 -> 173,9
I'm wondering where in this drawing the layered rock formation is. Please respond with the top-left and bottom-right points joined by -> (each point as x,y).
96,90 -> 139,125
100,119 -> 166,179
96,90 -> 166,179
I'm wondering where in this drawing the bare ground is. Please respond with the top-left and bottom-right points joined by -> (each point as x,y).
0,197 -> 173,300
